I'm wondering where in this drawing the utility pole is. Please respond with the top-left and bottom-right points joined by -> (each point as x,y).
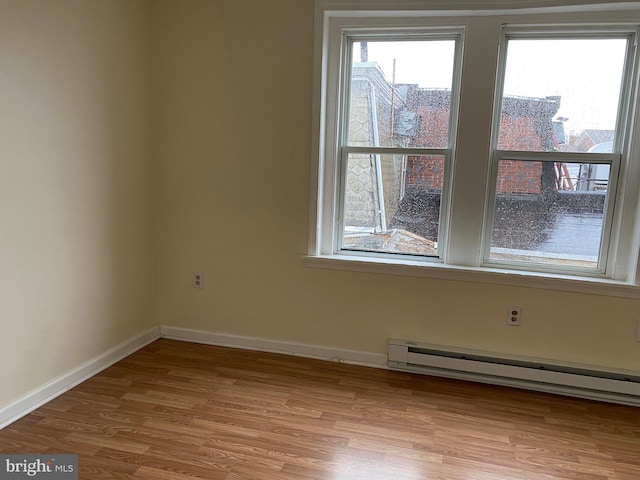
360,42 -> 368,62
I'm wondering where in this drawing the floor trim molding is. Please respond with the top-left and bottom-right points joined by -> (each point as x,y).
0,326 -> 160,429
0,326 -> 387,430
159,326 -> 388,369
3,324 -> 638,430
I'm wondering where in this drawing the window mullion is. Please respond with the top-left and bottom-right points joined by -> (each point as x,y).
494,150 -> 620,164
445,17 -> 502,267
343,146 -> 449,156
609,30 -> 640,281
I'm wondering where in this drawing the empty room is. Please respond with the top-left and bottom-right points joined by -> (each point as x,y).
1,0 -> 639,478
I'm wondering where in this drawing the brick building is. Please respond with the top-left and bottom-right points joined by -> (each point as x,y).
343,62 -> 605,256
344,63 -> 563,237
400,86 -> 561,195
566,129 -> 614,153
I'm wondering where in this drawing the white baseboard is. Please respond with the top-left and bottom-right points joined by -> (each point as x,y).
2,323 -> 636,430
0,325 -> 386,430
0,326 -> 160,430
159,326 -> 388,369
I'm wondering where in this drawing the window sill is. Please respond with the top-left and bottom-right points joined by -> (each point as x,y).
301,254 -> 640,299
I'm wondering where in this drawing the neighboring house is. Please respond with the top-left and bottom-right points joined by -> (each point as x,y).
344,62 -> 605,254
567,129 -> 615,152
345,63 -> 564,238
401,88 -> 561,195
344,63 -> 408,233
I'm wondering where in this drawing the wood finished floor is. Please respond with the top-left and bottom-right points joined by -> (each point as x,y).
0,339 -> 639,479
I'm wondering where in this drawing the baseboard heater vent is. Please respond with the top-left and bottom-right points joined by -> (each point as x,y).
388,339 -> 640,406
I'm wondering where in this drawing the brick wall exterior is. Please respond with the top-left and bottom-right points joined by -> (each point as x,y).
406,155 -> 444,190
343,65 -> 562,238
498,116 -> 542,151
403,107 -> 546,195
496,160 -> 543,195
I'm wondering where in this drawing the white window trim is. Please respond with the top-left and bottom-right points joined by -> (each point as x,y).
482,151 -> 621,276
307,0 -> 640,296
301,254 -> 640,299
482,26 -> 637,278
336,29 -> 463,259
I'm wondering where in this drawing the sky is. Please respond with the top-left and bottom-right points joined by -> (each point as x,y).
354,38 -> 628,135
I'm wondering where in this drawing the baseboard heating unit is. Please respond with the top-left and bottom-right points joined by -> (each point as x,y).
388,339 -> 640,406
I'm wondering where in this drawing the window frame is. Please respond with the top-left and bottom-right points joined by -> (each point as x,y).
483,152 -> 621,275
336,30 -> 464,260
307,3 -> 640,296
482,27 -> 637,276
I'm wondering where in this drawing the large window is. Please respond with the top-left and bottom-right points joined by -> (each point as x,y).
309,5 -> 640,289
341,36 -> 461,257
486,33 -> 632,274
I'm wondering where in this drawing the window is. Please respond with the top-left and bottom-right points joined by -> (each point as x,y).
486,33 -> 632,275
309,4 -> 640,290
341,36 -> 461,257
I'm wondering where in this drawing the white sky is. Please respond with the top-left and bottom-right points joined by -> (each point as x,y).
355,38 -> 628,134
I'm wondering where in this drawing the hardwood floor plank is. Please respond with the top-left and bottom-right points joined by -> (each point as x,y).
64,432 -> 150,455
77,454 -> 139,479
0,339 -> 638,479
0,423 -> 102,455
133,465 -> 224,480
95,447 -> 229,479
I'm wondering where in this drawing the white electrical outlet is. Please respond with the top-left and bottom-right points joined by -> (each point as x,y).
193,272 -> 203,289
636,320 -> 640,342
507,306 -> 522,326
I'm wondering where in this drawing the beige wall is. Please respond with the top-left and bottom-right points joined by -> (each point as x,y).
2,0 -> 639,413
152,0 -> 315,336
153,0 -> 640,372
0,0 -> 155,406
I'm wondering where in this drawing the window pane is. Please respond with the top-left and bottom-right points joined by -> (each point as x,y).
342,154 -> 444,256
498,38 -> 627,153
490,159 -> 609,268
348,40 -> 456,148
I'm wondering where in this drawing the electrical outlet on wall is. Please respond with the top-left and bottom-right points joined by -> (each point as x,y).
193,272 -> 203,289
636,320 -> 640,342
507,306 -> 522,326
